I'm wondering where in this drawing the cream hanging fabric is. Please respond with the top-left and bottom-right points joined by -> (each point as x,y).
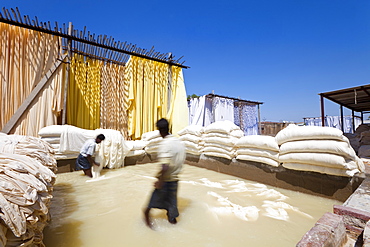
167,66 -> 189,136
126,56 -> 169,140
67,54 -> 101,130
100,62 -> 129,139
0,23 -> 64,137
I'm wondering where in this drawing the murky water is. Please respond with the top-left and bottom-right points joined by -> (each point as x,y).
43,163 -> 341,247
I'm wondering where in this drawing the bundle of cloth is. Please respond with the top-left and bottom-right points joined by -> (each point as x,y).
0,134 -> 57,173
276,124 -> 365,177
177,125 -> 204,155
38,125 -> 69,160
0,150 -> 56,246
38,125 -> 130,169
125,140 -> 148,157
202,120 -> 244,160
142,130 -> 162,155
235,135 -> 280,167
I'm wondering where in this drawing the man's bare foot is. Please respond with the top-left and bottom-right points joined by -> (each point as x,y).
144,209 -> 154,229
168,218 -> 177,224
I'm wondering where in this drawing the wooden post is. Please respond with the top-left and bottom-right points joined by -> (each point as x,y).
352,109 -> 355,134
1,55 -> 66,134
320,94 -> 325,127
258,104 -> 261,135
340,105 -> 344,132
62,22 -> 72,125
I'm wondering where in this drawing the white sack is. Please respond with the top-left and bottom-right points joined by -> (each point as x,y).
282,162 -> 359,177
279,140 -> 357,160
204,143 -> 234,152
235,135 -> 279,152
236,154 -> 279,167
141,130 -> 160,141
279,152 -> 358,170
203,152 -> 233,160
177,125 -> 204,137
59,125 -> 95,153
275,124 -> 345,145
203,146 -> 235,157
236,148 -> 279,161
204,120 -> 240,135
204,136 -> 236,147
179,134 -> 202,144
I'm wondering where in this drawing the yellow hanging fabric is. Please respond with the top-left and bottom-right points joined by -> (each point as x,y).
100,62 -> 129,139
0,23 -> 64,136
166,66 -> 189,136
126,56 -> 169,139
67,54 -> 101,130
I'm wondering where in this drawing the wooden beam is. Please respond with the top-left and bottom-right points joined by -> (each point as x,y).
1,54 -> 67,134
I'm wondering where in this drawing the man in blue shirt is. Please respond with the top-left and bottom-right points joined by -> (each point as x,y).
75,134 -> 105,177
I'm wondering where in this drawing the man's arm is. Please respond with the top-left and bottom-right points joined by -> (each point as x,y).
155,164 -> 169,189
86,155 -> 98,167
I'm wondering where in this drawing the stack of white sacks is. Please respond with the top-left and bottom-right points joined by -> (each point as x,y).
235,135 -> 280,167
0,134 -> 57,246
358,127 -> 370,163
142,130 -> 162,156
202,121 -> 244,160
125,140 -> 148,157
276,124 -> 365,177
177,125 -> 204,155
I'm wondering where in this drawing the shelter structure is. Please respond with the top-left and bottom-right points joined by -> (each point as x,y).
188,93 -> 263,135
319,84 -> 370,132
0,7 -> 189,140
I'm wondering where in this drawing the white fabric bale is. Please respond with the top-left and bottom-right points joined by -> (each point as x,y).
236,154 -> 280,167
235,135 -> 279,152
358,145 -> 370,158
236,148 -> 279,161
282,162 -> 359,177
59,125 -> 96,153
95,129 -> 130,169
279,152 -> 358,170
141,130 -> 160,141
204,136 -> 236,147
179,134 -> 202,144
279,140 -> 357,160
275,124 -> 345,145
204,120 -> 240,135
177,125 -> 204,137
38,125 -> 66,137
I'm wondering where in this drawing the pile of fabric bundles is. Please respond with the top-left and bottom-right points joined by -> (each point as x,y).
276,124 -> 365,177
202,120 -> 244,160
177,125 -> 204,155
38,125 -> 66,160
0,134 -> 57,246
142,130 -> 161,156
235,135 -> 280,167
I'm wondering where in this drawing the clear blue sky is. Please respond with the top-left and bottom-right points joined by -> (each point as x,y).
2,0 -> 370,122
